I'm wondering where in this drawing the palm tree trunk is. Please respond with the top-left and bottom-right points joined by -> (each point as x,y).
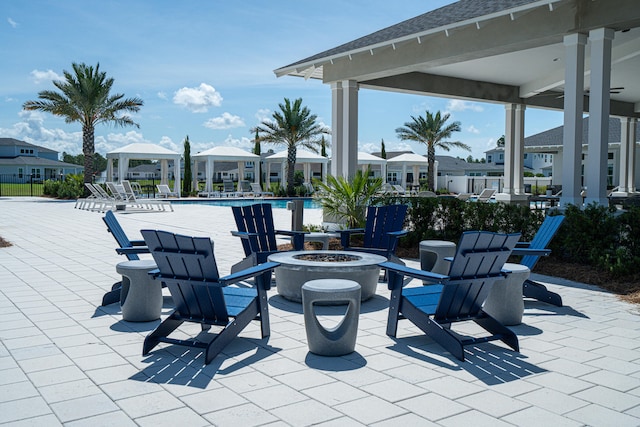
286,145 -> 296,196
82,125 -> 95,193
427,144 -> 436,192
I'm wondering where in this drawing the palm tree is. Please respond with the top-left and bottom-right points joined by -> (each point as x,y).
251,98 -> 329,196
395,111 -> 469,192
314,169 -> 382,228
23,62 -> 143,186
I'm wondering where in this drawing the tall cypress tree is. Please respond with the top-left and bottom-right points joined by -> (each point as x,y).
182,135 -> 192,196
381,139 -> 387,159
253,129 -> 262,187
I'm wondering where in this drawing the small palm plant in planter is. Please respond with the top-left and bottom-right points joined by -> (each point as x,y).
314,169 -> 383,228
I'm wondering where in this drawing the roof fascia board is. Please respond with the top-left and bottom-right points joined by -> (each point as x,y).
274,0 -> 562,78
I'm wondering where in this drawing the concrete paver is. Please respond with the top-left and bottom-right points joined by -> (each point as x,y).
1,198 -> 640,426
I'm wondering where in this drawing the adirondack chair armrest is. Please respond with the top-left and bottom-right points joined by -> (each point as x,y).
116,247 -> 150,255
511,248 -> 551,257
147,268 -> 160,278
380,261 -> 449,289
219,261 -> 280,289
339,228 -> 365,248
275,230 -> 307,250
230,230 -> 258,240
130,240 -> 146,246
515,241 -> 531,248
385,230 -> 408,251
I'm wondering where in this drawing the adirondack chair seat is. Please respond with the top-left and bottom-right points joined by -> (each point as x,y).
141,229 -> 279,364
382,231 -> 522,361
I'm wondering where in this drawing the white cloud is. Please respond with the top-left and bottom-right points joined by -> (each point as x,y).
157,91 -> 167,100
255,108 -> 271,122
223,134 -> 253,149
7,18 -> 18,28
203,112 -> 245,130
446,99 -> 484,113
358,142 -> 377,153
467,125 -> 480,134
30,69 -> 63,84
173,83 -> 222,113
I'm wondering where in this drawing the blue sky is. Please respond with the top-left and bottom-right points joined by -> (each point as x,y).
1,0 -> 564,160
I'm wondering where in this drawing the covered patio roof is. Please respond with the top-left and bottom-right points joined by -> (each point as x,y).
275,0 -> 640,206
275,0 -> 640,116
192,146 -> 259,193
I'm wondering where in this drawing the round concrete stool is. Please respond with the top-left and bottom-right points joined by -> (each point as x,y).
116,260 -> 162,322
483,262 -> 530,326
420,240 -> 456,275
301,279 -> 361,356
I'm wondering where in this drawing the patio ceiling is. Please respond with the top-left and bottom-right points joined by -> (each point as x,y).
275,0 -> 640,118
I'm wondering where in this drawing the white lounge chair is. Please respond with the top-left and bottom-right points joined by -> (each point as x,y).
156,184 -> 179,198
250,183 -> 274,197
476,188 -> 496,202
392,185 -> 406,196
123,181 -> 173,211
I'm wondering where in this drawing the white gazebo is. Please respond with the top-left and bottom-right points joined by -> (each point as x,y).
358,152 -> 387,182
106,143 -> 181,195
265,149 -> 329,184
386,153 -> 432,189
192,146 -> 260,193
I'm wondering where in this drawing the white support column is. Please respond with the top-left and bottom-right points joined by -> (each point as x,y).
330,82 -> 343,178
107,159 -> 113,182
503,104 -> 516,195
585,28 -> 615,206
616,117 -> 632,194
173,157 -> 181,196
552,151 -> 563,185
629,118 -> 637,193
514,105 -> 526,194
160,159 -> 169,186
560,33 -> 588,208
193,160 -> 199,192
342,80 -> 359,180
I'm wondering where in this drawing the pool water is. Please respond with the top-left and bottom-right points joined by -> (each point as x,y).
173,198 -> 323,209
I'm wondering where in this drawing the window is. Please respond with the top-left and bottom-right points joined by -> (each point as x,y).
31,168 -> 41,178
20,149 -> 25,153
608,152 -> 614,160
18,168 -> 23,178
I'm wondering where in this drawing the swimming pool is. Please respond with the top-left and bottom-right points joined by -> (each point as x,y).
173,198 -> 323,209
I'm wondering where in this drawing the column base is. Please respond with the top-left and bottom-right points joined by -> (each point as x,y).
494,193 -> 529,206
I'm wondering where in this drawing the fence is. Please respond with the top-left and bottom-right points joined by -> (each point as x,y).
0,174 -> 49,197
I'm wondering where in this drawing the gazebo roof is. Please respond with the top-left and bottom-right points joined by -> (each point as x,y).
106,143 -> 179,159
386,152 -> 429,164
358,152 -> 386,165
192,146 -> 259,161
266,149 -> 329,163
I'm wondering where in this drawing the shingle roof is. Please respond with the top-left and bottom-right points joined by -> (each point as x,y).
525,117 -> 640,148
279,0 -> 542,70
0,156 -> 81,168
0,138 -> 57,153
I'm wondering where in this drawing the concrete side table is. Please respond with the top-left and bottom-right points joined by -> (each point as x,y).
483,262 -> 530,326
301,279 -> 361,356
303,232 -> 340,250
116,260 -> 161,322
419,240 -> 456,275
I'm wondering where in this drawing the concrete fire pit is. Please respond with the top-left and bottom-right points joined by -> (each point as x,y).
267,250 -> 386,303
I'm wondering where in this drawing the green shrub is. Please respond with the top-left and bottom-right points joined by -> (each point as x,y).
550,203 -> 640,276
42,174 -> 84,199
390,197 -> 544,247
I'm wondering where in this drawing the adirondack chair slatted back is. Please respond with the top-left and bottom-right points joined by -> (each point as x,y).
519,215 -> 565,270
363,205 -> 408,250
141,230 -> 228,322
436,231 -> 521,321
102,211 -> 139,261
232,203 -> 278,257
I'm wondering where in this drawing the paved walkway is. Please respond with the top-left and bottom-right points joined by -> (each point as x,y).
1,198 -> 640,426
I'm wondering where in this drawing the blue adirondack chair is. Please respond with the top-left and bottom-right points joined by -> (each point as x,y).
231,203 -> 306,273
381,231 -> 521,361
339,204 -> 408,262
100,210 -> 150,306
141,229 -> 279,364
512,214 -> 565,307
